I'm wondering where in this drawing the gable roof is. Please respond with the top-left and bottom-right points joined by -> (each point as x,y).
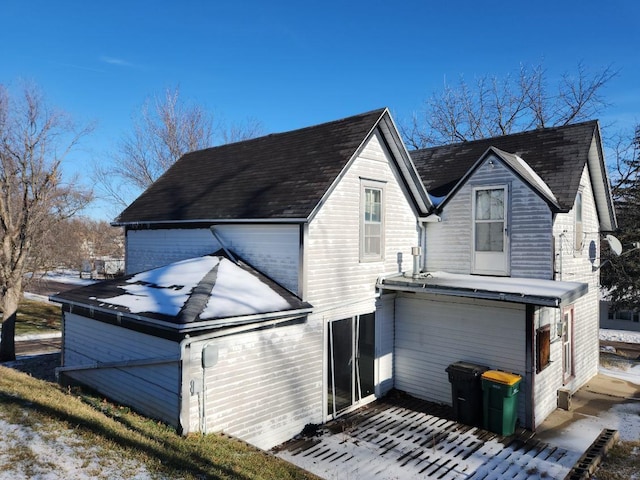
447,146 -> 561,210
115,108 -> 429,225
50,250 -> 312,340
411,121 -> 602,211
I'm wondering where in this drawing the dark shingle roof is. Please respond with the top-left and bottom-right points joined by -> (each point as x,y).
51,250 -> 312,340
410,121 -> 599,211
116,108 -> 387,224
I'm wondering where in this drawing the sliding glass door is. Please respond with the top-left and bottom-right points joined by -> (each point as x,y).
327,313 -> 375,417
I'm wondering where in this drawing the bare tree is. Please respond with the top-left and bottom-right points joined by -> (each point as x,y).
219,116 -> 265,144
31,217 -> 124,276
0,83 -> 93,360
601,125 -> 640,311
403,62 -> 618,149
94,87 -> 264,213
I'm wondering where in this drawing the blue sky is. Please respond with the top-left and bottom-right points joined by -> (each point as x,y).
2,0 -> 639,219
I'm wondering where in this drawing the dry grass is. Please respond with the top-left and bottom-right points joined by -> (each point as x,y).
0,365 -> 318,480
594,439 -> 640,479
1,298 -> 62,335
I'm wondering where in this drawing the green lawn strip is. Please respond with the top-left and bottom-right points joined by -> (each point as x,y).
0,366 -> 318,480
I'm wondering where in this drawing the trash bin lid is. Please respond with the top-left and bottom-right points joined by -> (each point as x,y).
446,361 -> 490,376
481,370 -> 521,385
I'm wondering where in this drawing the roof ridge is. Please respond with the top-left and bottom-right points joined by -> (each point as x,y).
185,107 -> 388,155
412,120 -> 599,153
176,257 -> 221,324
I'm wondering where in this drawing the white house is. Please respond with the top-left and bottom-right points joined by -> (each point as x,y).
383,121 -> 616,429
52,111 -> 616,449
53,109 -> 431,449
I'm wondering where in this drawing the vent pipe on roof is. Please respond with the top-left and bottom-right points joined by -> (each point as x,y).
412,246 -> 421,279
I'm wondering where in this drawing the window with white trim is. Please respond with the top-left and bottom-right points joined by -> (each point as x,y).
360,181 -> 384,261
574,191 -> 583,252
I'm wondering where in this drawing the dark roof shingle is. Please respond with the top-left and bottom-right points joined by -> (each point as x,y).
410,121 -> 599,211
116,108 -> 386,224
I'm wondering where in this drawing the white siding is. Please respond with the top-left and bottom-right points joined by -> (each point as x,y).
187,317 -> 323,450
306,130 -> 419,315
125,224 -> 300,294
375,294 -> 395,396
551,165 -> 600,394
394,294 -> 528,425
532,307 -> 564,427
62,313 -> 181,426
426,155 -> 554,278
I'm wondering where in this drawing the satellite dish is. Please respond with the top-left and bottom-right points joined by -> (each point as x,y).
605,234 -> 623,256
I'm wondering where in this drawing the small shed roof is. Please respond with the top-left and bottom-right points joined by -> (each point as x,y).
378,271 -> 588,307
51,251 -> 312,340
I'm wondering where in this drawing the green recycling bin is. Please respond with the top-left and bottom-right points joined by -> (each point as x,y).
481,370 -> 522,436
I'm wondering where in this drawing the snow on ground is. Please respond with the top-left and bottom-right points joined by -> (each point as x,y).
600,328 -> 640,344
0,417 -> 161,480
32,270 -> 96,287
600,364 -> 640,386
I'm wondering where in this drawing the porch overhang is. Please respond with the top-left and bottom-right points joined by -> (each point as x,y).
377,271 -> 588,307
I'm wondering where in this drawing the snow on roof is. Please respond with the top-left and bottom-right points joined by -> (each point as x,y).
97,255 -> 296,319
379,271 -> 588,307
512,154 -> 558,204
202,257 -> 292,319
99,256 -> 220,316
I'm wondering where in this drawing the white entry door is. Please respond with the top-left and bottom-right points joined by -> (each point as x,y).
472,186 -> 509,275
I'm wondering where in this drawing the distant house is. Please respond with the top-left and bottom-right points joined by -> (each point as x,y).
600,299 -> 640,332
52,110 -> 616,449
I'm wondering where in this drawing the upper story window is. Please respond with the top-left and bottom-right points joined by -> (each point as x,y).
574,191 -> 583,251
472,185 -> 509,275
361,181 -> 385,262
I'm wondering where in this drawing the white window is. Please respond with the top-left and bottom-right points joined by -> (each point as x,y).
574,191 -> 583,252
360,182 -> 384,261
472,186 -> 509,275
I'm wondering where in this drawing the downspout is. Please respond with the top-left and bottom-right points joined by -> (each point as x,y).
525,305 -> 536,430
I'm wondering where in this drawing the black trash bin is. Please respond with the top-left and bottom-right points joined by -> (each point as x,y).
445,361 -> 490,426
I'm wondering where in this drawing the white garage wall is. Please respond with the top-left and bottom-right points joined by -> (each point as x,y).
394,293 -> 527,424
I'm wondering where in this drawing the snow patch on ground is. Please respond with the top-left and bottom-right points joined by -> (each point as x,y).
0,417 -> 159,480
600,364 -> 640,385
600,328 -> 640,344
33,270 -> 96,286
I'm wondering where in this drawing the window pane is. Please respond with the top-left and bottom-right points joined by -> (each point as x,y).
476,190 -> 491,220
476,222 -> 504,251
475,189 -> 504,220
575,192 -> 583,222
490,190 -> 504,219
365,224 -> 381,255
365,189 -> 381,222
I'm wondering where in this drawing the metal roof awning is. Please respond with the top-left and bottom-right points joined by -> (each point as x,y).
377,271 -> 588,307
